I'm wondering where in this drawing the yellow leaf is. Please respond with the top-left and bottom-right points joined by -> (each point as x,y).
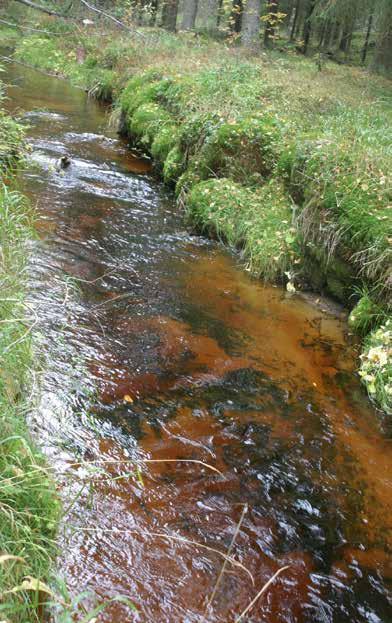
123,394 -> 134,403
6,576 -> 55,597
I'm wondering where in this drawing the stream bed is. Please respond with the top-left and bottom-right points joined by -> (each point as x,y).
4,62 -> 392,622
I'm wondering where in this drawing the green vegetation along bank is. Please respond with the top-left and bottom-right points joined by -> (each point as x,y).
0,77 -> 60,622
3,17 -> 391,414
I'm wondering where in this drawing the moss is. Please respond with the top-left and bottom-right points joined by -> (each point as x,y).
130,103 -> 173,149
186,177 -> 298,281
119,71 -> 164,120
163,145 -> 185,183
190,115 -> 281,185
151,125 -> 179,164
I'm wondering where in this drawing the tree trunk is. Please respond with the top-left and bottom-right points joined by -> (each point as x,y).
323,18 -> 334,50
149,0 -> 159,25
361,10 -> 373,65
374,6 -> 392,75
285,0 -> 295,32
161,0 -> 179,31
216,0 -> 224,27
264,0 -> 278,49
302,0 -> 317,55
290,0 -> 300,40
230,0 -> 243,33
181,0 -> 199,29
241,0 -> 261,50
198,0 -> 218,31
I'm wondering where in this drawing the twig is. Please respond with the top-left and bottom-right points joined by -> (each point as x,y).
70,525 -> 254,583
90,292 -> 136,310
78,0 -> 145,38
1,304 -> 38,354
0,17 -> 73,35
205,503 -> 248,613
13,0 -> 74,19
64,458 -> 223,476
234,565 -> 290,622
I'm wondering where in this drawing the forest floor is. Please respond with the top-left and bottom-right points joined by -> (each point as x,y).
0,19 -> 391,412
0,89 -> 60,621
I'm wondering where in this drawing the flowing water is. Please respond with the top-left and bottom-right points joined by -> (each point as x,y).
3,62 -> 392,623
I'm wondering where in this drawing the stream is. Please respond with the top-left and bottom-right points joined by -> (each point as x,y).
4,62 -> 392,622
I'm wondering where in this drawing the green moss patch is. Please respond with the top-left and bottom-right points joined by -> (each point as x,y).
193,115 -> 281,184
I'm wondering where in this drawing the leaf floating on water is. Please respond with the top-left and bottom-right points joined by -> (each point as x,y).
123,394 -> 134,403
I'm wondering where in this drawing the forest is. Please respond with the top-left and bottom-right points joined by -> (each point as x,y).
0,1 -> 391,622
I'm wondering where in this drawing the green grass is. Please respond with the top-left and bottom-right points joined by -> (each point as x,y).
0,86 -> 60,621
187,177 -> 298,281
5,21 -> 392,413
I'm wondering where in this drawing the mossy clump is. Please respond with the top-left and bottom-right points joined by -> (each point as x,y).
192,115 -> 281,185
187,177 -> 298,281
130,103 -> 173,149
163,145 -> 185,183
119,71 -> 164,120
151,125 -> 179,165
359,319 -> 392,414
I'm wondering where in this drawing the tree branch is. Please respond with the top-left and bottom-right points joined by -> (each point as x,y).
79,0 -> 145,37
0,17 -> 71,35
12,0 -> 73,19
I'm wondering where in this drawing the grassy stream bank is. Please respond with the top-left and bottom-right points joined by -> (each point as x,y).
0,82 -> 59,621
1,20 -> 391,413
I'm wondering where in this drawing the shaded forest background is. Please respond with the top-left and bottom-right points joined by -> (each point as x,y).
3,0 -> 392,75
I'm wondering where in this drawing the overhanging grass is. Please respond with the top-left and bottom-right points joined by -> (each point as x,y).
0,89 -> 60,620
186,177 -> 298,281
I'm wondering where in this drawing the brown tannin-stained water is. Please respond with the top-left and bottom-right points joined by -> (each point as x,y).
4,63 -> 392,623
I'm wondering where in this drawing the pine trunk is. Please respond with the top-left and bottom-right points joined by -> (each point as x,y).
361,11 -> 373,65
161,0 -> 179,30
302,0 -> 316,55
290,0 -> 301,40
241,0 -> 261,50
181,0 -> 199,29
374,7 -> 392,75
